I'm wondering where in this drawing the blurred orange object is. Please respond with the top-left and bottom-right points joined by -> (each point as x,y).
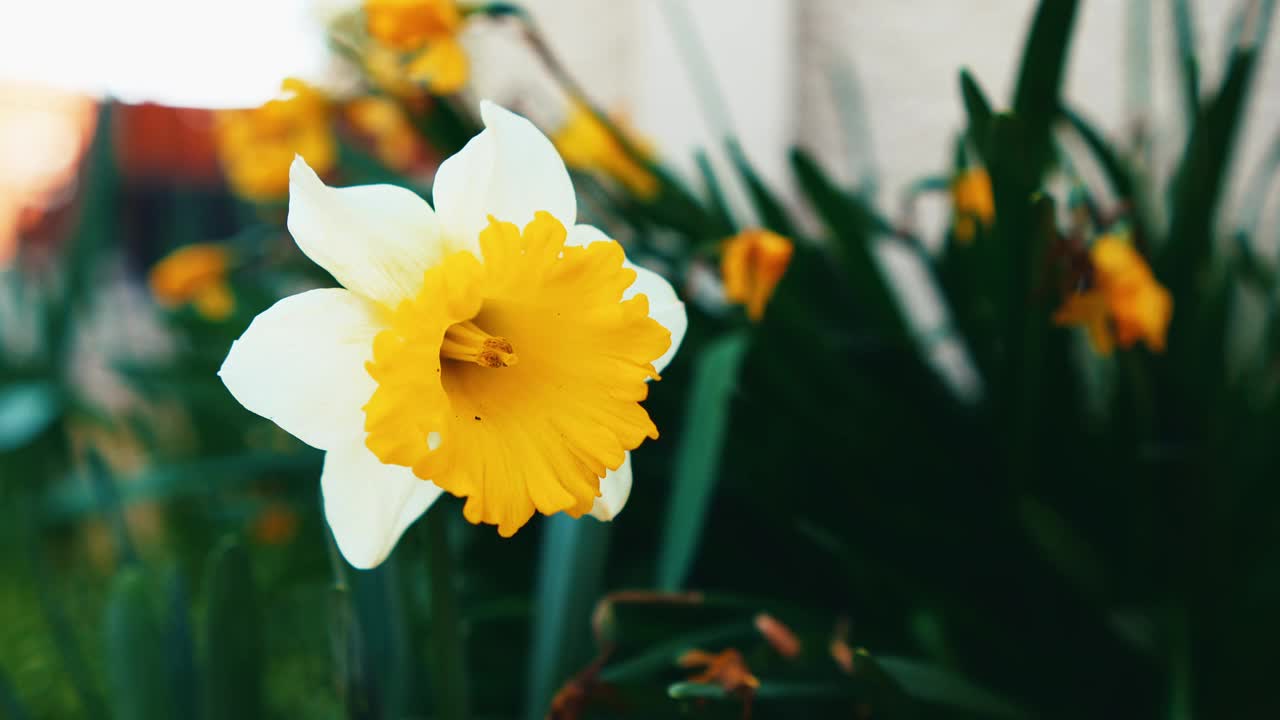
0,82 -> 97,266
114,103 -> 221,183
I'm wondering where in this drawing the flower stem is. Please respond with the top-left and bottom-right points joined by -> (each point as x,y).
425,513 -> 469,720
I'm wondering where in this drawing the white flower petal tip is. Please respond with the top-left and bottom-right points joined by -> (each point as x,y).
286,157 -> 443,308
218,288 -> 382,451
433,101 -> 576,246
322,440 -> 445,569
588,455 -> 633,521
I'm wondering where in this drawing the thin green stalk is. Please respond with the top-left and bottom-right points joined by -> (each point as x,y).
425,514 -> 469,720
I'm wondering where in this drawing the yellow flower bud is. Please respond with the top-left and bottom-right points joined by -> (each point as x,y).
721,229 -> 794,322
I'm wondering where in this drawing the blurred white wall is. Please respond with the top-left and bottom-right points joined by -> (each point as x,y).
523,0 -> 1279,234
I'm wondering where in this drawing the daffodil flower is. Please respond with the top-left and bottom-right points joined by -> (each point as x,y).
219,102 -> 687,568
149,243 -> 236,321
215,79 -> 335,201
364,0 -> 470,94
1053,234 -> 1171,355
721,229 -> 794,321
553,102 -> 659,199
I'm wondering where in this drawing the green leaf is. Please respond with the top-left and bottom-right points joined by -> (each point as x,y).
1061,106 -> 1137,200
163,571 -> 199,718
599,621 -> 753,683
668,681 -> 852,701
347,558 -> 413,719
790,148 -> 906,341
1173,0 -> 1201,121
959,69 -> 994,158
524,515 -> 611,720
1017,497 -> 1106,600
875,656 -> 1031,719
104,568 -> 169,720
1011,0 -> 1081,176
1160,44 -> 1263,322
726,139 -> 796,236
0,381 -> 61,454
694,149 -> 736,236
424,514 -> 469,720
656,331 -> 750,590
202,539 -> 263,720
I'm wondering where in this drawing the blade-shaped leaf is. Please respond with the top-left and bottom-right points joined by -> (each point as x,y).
656,331 -> 749,591
104,568 -> 169,720
726,139 -> 796,236
202,539 -> 263,720
524,515 -> 611,720
1011,0 -> 1081,176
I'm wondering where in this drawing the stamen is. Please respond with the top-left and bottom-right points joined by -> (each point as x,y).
441,319 -> 519,368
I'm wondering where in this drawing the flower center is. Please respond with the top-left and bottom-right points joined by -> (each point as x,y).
362,212 -> 671,536
441,319 -> 519,368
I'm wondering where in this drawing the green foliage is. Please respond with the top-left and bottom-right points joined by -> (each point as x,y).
202,539 -> 263,720
655,331 -> 749,591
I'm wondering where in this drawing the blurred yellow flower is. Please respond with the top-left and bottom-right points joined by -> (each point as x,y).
1054,235 -> 1172,355
345,97 -> 421,171
722,229 -> 794,322
1053,290 -> 1114,355
220,103 -> 688,567
363,46 -> 424,101
149,243 -> 235,321
553,103 -> 658,199
364,0 -> 469,94
215,79 -> 335,201
951,167 -> 994,244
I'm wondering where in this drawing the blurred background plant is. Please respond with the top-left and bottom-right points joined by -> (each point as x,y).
2,0 -> 1279,718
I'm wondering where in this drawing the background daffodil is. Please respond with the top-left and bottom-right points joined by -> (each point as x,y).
219,102 -> 687,568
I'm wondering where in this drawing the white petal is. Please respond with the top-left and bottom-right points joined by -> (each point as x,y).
589,453 -> 632,521
433,101 -> 576,249
322,438 -> 444,569
567,224 -> 688,375
219,288 -> 381,451
288,156 -> 443,308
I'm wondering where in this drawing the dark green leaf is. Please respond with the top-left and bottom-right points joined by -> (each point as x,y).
959,69 -> 994,159
1011,0 -> 1081,176
425,514 -> 469,720
104,568 -> 169,720
656,332 -> 749,590
1160,45 -> 1262,325
1017,497 -> 1106,600
524,515 -> 611,719
726,139 -> 796,236
1061,106 -> 1137,200
790,148 -> 906,340
694,150 -> 736,236
163,571 -> 199,719
876,656 -> 1031,719
202,539 -> 263,720
1173,0 -> 1201,121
